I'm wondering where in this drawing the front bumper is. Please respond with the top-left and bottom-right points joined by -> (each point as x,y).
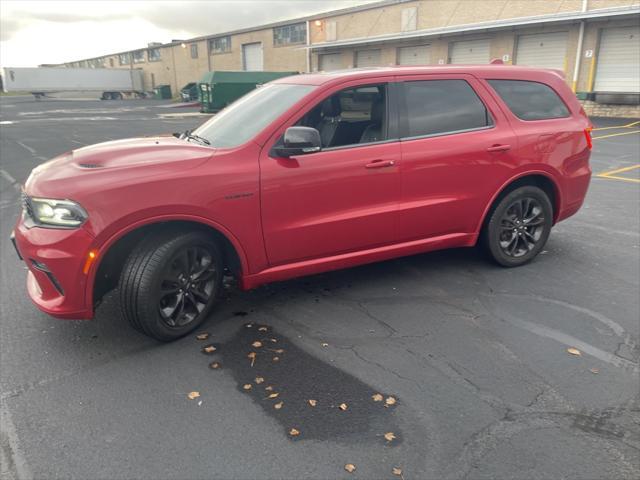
12,219 -> 95,319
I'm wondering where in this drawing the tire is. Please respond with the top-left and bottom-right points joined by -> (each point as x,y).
482,186 -> 553,267
119,231 -> 223,341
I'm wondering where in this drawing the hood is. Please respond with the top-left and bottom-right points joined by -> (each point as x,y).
25,136 -> 214,197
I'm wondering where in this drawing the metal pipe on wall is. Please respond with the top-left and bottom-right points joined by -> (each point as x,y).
572,0 -> 589,92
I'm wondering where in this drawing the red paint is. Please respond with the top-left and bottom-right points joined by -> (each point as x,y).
13,65 -> 591,320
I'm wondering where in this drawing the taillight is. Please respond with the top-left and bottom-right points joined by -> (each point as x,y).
584,127 -> 593,150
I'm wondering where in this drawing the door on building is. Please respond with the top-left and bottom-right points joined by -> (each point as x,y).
319,53 -> 342,71
397,45 -> 431,65
242,42 -> 263,71
355,49 -> 382,67
594,26 -> 640,93
449,39 -> 490,64
515,32 -> 568,70
260,81 -> 401,265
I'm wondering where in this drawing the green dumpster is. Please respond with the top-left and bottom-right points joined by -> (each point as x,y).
198,71 -> 298,113
154,84 -> 172,100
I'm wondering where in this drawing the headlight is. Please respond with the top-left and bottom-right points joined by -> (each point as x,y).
27,197 -> 88,228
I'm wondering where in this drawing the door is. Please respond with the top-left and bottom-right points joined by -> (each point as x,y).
515,32 -> 568,70
396,75 -> 516,241
594,26 -> 640,93
260,81 -> 402,265
355,50 -> 382,67
242,42 -> 263,71
398,45 -> 431,65
449,39 -> 490,64
319,53 -> 342,71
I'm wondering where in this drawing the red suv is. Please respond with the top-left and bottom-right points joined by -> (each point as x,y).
12,66 -> 592,340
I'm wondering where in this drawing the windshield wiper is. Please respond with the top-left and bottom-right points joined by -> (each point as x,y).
179,130 -> 211,146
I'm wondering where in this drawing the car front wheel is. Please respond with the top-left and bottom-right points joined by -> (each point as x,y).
119,231 -> 223,341
483,186 -> 553,267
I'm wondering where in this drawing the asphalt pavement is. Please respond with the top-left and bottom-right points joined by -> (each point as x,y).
0,95 -> 638,480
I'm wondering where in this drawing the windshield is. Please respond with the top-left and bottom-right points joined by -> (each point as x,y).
193,83 -> 315,148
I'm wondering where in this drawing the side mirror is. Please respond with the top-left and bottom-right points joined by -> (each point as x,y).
273,126 -> 321,158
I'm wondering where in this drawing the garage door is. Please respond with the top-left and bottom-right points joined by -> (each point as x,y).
355,50 -> 381,67
515,32 -> 568,70
450,39 -> 490,64
594,26 -> 640,93
242,43 -> 263,71
319,53 -> 342,71
398,45 -> 431,65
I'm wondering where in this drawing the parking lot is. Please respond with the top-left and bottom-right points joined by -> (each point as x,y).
0,95 -> 638,480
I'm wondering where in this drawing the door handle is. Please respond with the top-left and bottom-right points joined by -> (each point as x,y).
487,144 -> 511,152
365,160 -> 396,169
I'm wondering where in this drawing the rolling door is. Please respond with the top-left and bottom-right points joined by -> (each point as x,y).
594,26 -> 640,93
242,42 -> 263,71
398,45 -> 431,65
319,53 -> 342,71
515,32 -> 568,70
449,39 -> 490,64
355,49 -> 381,67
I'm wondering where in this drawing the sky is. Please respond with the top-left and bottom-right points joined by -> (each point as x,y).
0,0 -> 379,68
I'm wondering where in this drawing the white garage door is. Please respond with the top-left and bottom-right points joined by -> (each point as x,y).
515,32 -> 568,70
355,49 -> 381,67
242,42 -> 263,71
398,45 -> 431,65
450,39 -> 490,64
594,26 -> 640,93
319,53 -> 342,71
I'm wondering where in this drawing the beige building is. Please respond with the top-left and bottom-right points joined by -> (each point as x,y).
65,0 -> 640,116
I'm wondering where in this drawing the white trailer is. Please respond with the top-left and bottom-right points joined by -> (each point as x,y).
1,67 -> 145,100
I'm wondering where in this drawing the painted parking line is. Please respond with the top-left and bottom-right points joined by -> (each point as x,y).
592,120 -> 640,131
596,164 -> 640,184
592,130 -> 640,140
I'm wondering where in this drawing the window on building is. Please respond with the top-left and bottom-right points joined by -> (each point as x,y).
148,48 -> 161,62
401,80 -> 492,138
119,53 -> 130,65
401,7 -> 418,32
273,22 -> 306,46
190,43 -> 198,59
325,20 -> 337,41
132,51 -> 146,63
488,80 -> 570,121
209,36 -> 231,54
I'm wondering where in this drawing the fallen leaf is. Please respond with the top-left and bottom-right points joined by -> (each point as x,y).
255,377 -> 265,384
270,348 -> 284,354
265,385 -> 274,391
344,464 -> 356,473
195,332 -> 209,340
590,368 -> 599,374
272,356 -> 280,362
248,351 -> 257,367
384,432 -> 396,442
258,326 -> 268,332
202,345 -> 217,354
243,384 -> 252,391
270,338 -> 278,343
244,322 -> 253,327
372,393 -> 384,402
274,401 -> 283,410
321,342 -> 329,347
267,393 -> 279,399
392,467 -> 403,476
338,403 -> 348,411
197,400 -> 203,406
209,362 -> 221,369
252,341 -> 263,348
187,391 -> 200,400
385,396 -> 397,407
308,399 -> 317,407
567,347 -> 582,356
289,428 -> 300,437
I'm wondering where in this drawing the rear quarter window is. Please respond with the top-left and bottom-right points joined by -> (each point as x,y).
488,79 -> 570,121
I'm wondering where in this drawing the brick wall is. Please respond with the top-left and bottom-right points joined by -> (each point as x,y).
580,100 -> 640,118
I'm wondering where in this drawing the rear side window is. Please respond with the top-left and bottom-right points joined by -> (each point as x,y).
488,80 -> 570,120
401,80 -> 492,138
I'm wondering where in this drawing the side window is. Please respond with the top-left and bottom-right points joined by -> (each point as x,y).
488,80 -> 570,121
401,80 -> 492,138
296,84 -> 388,148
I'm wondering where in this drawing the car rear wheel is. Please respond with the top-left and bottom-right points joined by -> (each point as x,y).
483,186 -> 553,267
119,231 -> 223,341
